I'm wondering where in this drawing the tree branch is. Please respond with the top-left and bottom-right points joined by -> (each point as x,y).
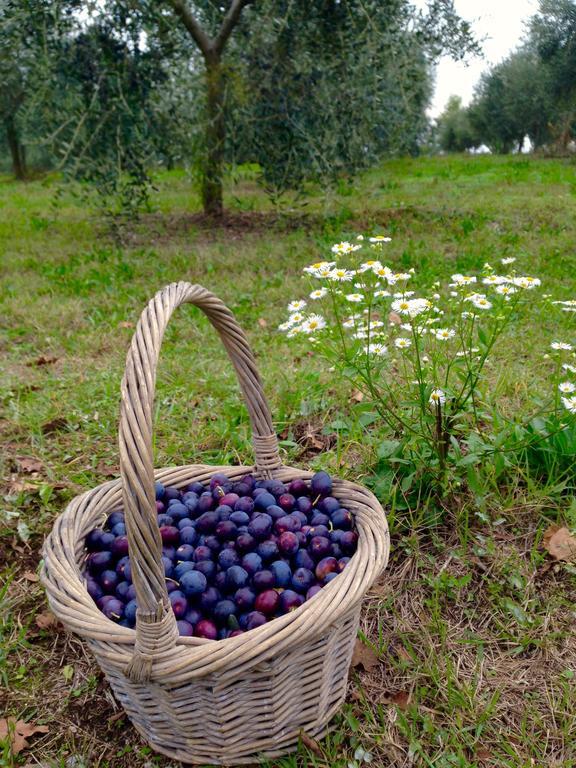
165,0 -> 214,59
213,0 -> 253,56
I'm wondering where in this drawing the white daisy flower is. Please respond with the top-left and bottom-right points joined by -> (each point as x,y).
495,285 -> 517,296
309,288 -> 328,300
356,234 -> 364,241
354,330 -> 368,339
394,337 -> 412,349
391,298 -> 431,317
278,320 -> 293,331
562,363 -> 576,374
329,268 -> 355,282
501,257 -> 516,265
472,297 -> 492,310
369,235 -> 392,243
358,260 -> 382,273
553,300 -> 576,307
301,314 -> 327,334
374,290 -> 391,298
286,326 -> 304,338
551,342 -> 573,351
288,300 -> 307,312
429,389 -> 446,406
331,241 -> 361,255
346,293 -> 364,303
393,273 -> 412,282
434,328 -> 456,341
461,311 -> 474,319
303,261 -> 335,276
363,342 -> 388,356
512,276 -> 541,289
559,382 -> 576,394
561,395 -> 576,414
372,264 -> 393,279
451,274 -> 477,286
285,312 -> 305,326
482,275 -> 508,285
393,291 -> 415,298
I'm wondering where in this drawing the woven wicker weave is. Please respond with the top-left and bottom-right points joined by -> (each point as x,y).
41,282 -> 390,765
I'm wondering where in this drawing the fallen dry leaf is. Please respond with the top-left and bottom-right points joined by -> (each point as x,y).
7,478 -> 38,494
41,417 -> 68,435
543,525 -> 576,562
23,570 -> 39,582
117,321 -> 133,328
388,311 -> 402,325
351,639 -> 380,671
96,461 -> 119,478
16,456 -> 44,474
26,355 -> 59,367
257,317 -> 268,328
0,718 -> 49,755
350,389 -> 364,403
475,747 -> 493,761
299,730 -> 323,757
391,690 -> 411,710
35,611 -> 58,630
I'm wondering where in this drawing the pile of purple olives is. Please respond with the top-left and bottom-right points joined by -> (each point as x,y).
84,470 -> 358,640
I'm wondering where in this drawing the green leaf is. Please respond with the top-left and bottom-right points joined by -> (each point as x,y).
377,440 -> 401,459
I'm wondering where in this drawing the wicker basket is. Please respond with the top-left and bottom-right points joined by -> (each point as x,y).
41,282 -> 390,765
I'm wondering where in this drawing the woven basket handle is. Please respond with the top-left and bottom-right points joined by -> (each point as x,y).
119,282 -> 281,681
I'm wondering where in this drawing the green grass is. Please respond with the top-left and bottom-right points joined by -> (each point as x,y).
1,154 -> 575,767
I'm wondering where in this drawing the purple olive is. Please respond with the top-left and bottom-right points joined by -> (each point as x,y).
315,557 -> 339,583
278,532 -> 299,556
306,584 -> 323,600
177,620 -> 195,636
169,590 -> 188,619
245,611 -> 267,630
310,536 -> 332,560
254,590 -> 280,616
279,589 -> 304,613
159,525 -> 180,546
194,619 -> 218,639
252,570 -> 275,592
331,509 -> 353,530
340,530 -> 358,554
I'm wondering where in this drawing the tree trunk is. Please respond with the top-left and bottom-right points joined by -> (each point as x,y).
5,117 -> 26,180
202,58 -> 225,217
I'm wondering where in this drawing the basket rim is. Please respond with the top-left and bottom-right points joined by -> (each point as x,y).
42,462 -> 389,683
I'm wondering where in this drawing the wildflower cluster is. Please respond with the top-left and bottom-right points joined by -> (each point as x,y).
278,235 -> 574,477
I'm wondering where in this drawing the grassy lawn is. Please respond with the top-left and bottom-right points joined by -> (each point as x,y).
1,154 -> 575,767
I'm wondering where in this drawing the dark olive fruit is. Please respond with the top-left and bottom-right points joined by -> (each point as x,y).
278,531 -> 299,556
108,511 -> 125,528
293,511 -> 308,527
311,471 -> 332,497
338,557 -> 351,572
230,510 -> 250,527
184,607 -> 202,626
257,540 -> 279,563
275,515 -> 300,535
215,571 -> 227,591
194,619 -> 218,639
114,581 -> 130,601
154,481 -> 165,500
236,533 -> 256,554
318,496 -> 340,514
165,579 -> 179,594
100,569 -> 119,594
200,586 -> 221,614
266,505 -> 285,521
218,549 -> 240,570
115,556 -> 130,578
213,600 -> 238,627
187,482 -> 206,495
164,487 -> 181,501
309,525 -> 329,540
233,482 -> 251,497
329,529 -> 343,543
86,576 -> 103,601
267,480 -> 286,497
234,496 -> 255,514
295,497 -> 313,515
197,494 -> 215,514
245,611 -> 267,630
294,549 -> 315,572
252,570 -> 275,592
126,584 -> 137,601
111,522 -> 126,537
162,546 -> 177,561
235,587 -> 256,611
270,560 -> 292,588
101,597 -> 124,621
175,544 -> 195,562
169,591 -> 188,619
161,556 -> 174,578
194,560 -> 217,580
179,527 -> 198,547
87,551 -> 114,574
193,545 -> 214,562
180,570 -> 208,597
230,629 -> 245,637
248,514 -> 273,540
291,568 -> 315,594
310,513 -> 330,527
306,584 -> 323,600
196,511 -> 219,534
279,589 -> 305,613
174,561 -> 196,580
289,478 -> 308,497
86,529 -> 105,552
168,503 -> 189,521
241,552 -> 262,576
159,525 -> 180,546
324,572 -> 339,583
254,589 -> 280,616
340,530 -> 358,554
215,520 -> 238,541
177,517 -> 194,530
155,501 -> 165,514
157,514 -> 175,527
331,509 -> 353,530
254,492 -> 276,511
177,620 -> 195,636
210,472 -> 231,491
124,599 -> 138,623
219,493 -> 240,508
315,557 -> 339,583
278,493 -> 296,512
310,536 -> 332,560
226,566 -> 249,591
216,505 -> 233,521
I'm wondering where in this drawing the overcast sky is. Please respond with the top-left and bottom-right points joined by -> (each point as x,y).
422,0 -> 540,117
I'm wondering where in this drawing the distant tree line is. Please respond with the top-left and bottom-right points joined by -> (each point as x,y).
436,0 -> 576,154
0,0 -> 478,216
